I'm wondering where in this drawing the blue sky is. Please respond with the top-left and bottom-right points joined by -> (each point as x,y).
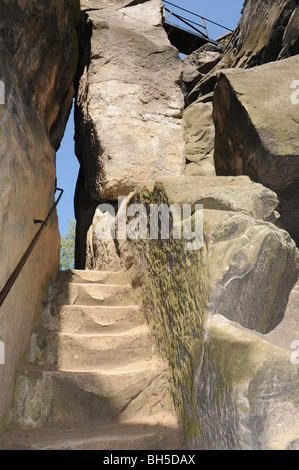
56,0 -> 244,237
56,102 -> 78,236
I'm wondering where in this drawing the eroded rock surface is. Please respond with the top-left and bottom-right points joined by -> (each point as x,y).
213,55 -> 299,245
196,314 -> 299,450
182,43 -> 223,96
222,0 -> 299,68
184,100 -> 216,176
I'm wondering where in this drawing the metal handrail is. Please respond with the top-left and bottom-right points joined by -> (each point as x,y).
0,187 -> 64,308
163,1 -> 233,36
165,7 -> 209,38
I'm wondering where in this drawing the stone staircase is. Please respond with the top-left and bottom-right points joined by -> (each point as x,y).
1,270 -> 180,450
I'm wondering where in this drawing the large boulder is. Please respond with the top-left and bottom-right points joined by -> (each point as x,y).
0,0 -> 80,428
75,0 -> 185,201
213,55 -> 299,245
195,314 -> 299,450
203,209 -> 295,333
222,0 -> 299,68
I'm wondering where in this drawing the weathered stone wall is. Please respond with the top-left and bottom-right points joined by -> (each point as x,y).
0,0 -> 80,429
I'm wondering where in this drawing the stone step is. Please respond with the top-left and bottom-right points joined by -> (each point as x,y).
42,305 -> 142,334
3,269 -> 179,450
1,420 -> 181,450
57,270 -> 130,285
12,357 -> 170,429
55,282 -> 135,307
28,326 -> 153,369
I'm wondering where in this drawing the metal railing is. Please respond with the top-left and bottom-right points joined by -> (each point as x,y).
163,1 -> 233,39
0,187 -> 64,308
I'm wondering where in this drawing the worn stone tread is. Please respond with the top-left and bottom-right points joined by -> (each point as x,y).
1,421 -> 181,450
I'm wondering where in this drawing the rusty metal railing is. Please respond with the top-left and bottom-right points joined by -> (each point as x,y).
0,187 -> 64,307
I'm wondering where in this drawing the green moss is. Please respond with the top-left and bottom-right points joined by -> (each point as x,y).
184,414 -> 201,441
128,183 -> 210,446
0,414 -> 10,432
2,176 -> 10,185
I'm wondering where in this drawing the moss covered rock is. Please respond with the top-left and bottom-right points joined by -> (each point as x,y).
112,177 -> 297,449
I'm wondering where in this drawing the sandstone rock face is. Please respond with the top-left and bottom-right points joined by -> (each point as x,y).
182,44 -> 223,96
204,209 -> 295,333
86,205 -> 123,272
196,314 -> 299,450
134,176 -> 280,222
75,0 -> 185,202
183,0 -> 299,180
181,44 -> 224,178
80,0 -> 140,9
265,279 -> 299,350
74,169 -> 99,270
0,0 -> 79,428
213,55 -> 299,245
184,100 -> 216,176
108,176 -> 298,449
280,5 -> 299,58
223,0 -> 299,68
182,54 -> 223,177
2,0 -> 80,150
